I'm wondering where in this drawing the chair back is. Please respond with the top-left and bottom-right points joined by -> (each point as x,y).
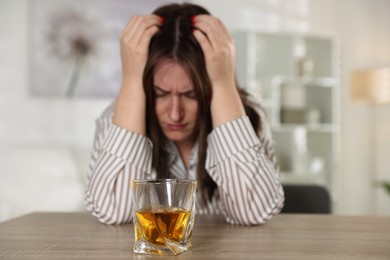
281,184 -> 331,214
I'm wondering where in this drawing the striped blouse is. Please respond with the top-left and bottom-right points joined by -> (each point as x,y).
85,102 -> 285,225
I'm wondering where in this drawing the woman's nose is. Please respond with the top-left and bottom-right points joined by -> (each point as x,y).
169,95 -> 184,121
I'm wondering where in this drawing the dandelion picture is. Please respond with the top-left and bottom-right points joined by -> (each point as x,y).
46,9 -> 105,97
29,0 -> 177,98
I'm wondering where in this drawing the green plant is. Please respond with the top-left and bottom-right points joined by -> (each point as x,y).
376,181 -> 390,195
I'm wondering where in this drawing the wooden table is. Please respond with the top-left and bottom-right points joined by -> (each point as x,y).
0,212 -> 389,259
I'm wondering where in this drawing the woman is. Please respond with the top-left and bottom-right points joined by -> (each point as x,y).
85,3 -> 284,225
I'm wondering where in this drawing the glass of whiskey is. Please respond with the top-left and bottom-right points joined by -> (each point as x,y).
131,179 -> 197,255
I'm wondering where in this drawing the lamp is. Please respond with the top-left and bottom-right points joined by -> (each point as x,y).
350,67 -> 390,104
350,67 -> 390,214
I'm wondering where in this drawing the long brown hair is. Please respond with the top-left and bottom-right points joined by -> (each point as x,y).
143,3 -> 262,204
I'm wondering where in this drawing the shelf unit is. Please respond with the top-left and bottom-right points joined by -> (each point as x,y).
233,31 -> 340,209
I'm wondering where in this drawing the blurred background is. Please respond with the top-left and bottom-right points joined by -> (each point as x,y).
0,0 -> 389,222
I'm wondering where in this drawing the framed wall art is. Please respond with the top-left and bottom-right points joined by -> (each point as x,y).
29,0 -> 180,98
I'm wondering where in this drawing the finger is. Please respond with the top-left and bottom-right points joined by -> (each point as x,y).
121,16 -> 143,46
195,15 -> 228,36
121,15 -> 142,38
122,14 -> 160,34
193,15 -> 229,50
193,29 -> 212,55
131,15 -> 161,46
122,15 -> 161,45
193,21 -> 218,51
214,17 -> 231,41
139,25 -> 160,48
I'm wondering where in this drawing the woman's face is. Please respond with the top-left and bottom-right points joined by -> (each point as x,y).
153,59 -> 198,147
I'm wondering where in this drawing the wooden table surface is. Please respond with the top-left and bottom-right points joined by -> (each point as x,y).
0,212 -> 389,259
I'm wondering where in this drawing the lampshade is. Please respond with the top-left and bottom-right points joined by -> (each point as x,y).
350,67 -> 390,104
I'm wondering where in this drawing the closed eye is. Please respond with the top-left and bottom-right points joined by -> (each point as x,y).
154,86 -> 169,97
182,90 -> 196,99
153,86 -> 196,99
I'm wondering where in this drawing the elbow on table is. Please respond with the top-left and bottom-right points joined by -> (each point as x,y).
85,199 -> 133,225
254,195 -> 285,225
228,192 -> 285,226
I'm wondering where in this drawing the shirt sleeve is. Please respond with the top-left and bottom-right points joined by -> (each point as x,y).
205,116 -> 285,225
84,103 -> 153,224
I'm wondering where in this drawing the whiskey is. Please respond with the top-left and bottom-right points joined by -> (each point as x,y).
135,207 -> 192,245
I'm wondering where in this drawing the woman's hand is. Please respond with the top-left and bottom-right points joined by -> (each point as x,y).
120,15 -> 161,84
192,15 -> 245,127
192,15 -> 236,89
114,15 -> 161,134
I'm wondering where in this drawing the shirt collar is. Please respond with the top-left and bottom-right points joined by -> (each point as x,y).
162,139 -> 199,168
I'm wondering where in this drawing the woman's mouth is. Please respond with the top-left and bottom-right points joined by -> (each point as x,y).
167,123 -> 186,130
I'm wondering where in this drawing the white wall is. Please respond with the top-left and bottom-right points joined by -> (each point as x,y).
193,0 -> 390,215
308,0 -> 390,215
337,0 -> 390,215
1,0 -> 389,222
0,0 -> 111,221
